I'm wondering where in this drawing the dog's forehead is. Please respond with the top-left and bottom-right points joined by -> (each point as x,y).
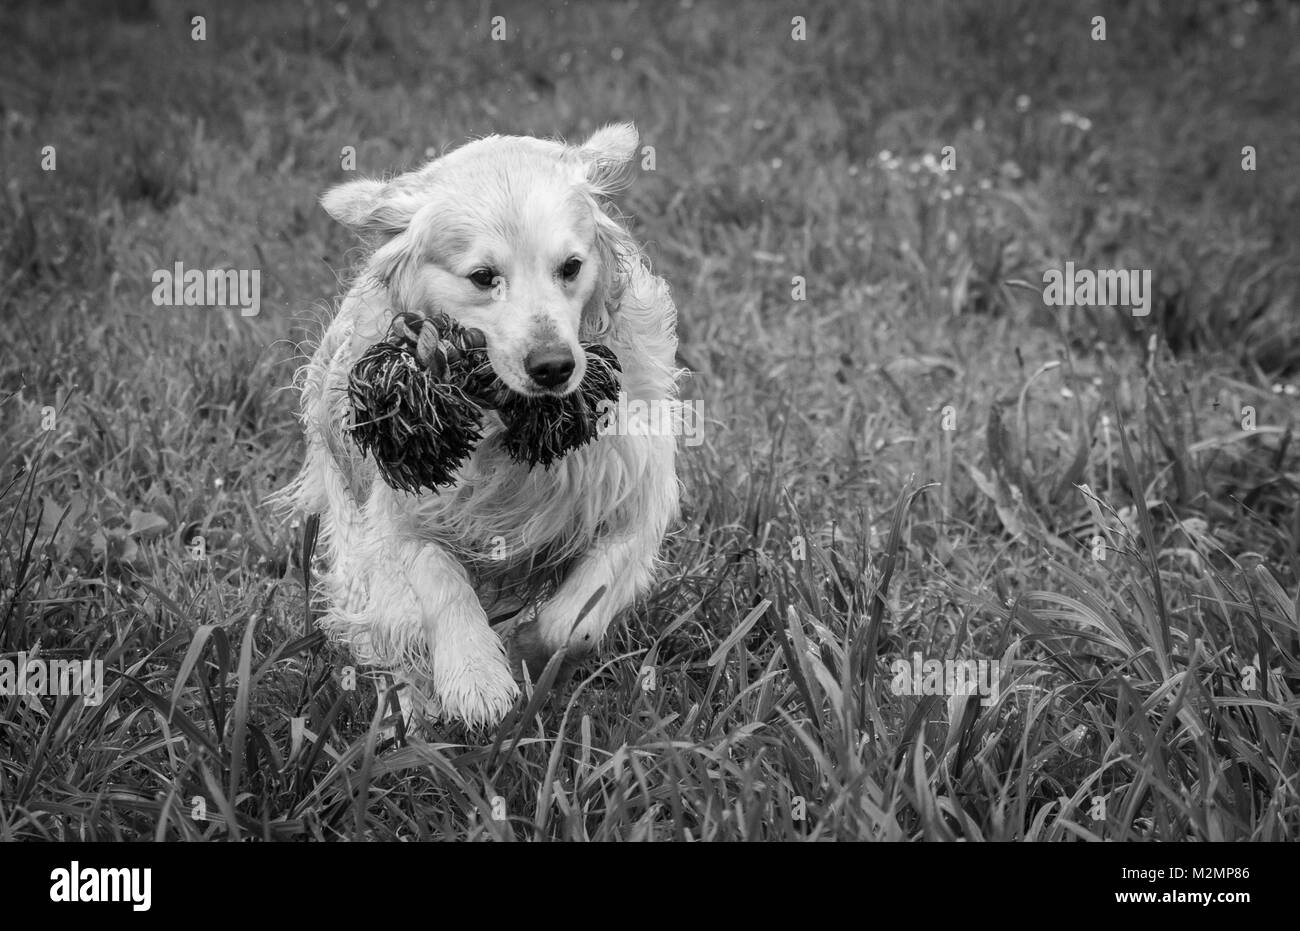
497,184 -> 593,252
429,134 -> 574,181
409,137 -> 592,248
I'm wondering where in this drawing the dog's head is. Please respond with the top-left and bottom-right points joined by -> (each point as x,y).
322,124 -> 639,398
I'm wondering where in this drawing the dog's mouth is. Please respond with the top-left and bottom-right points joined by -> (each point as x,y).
472,357 -> 588,404
515,374 -> 586,401
475,378 -> 590,411
518,386 -> 566,400
348,311 -> 623,491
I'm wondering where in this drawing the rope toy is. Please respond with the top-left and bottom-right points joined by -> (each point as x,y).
347,311 -> 622,494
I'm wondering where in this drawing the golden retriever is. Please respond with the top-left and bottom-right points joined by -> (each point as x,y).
280,123 -> 681,727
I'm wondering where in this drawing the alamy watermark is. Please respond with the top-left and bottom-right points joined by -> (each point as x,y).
889,652 -> 1000,706
1043,262 -> 1151,316
50,862 -> 151,911
151,261 -> 261,316
0,652 -> 104,705
595,392 -> 704,447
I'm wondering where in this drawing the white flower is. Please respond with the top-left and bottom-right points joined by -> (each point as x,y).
1060,110 -> 1093,132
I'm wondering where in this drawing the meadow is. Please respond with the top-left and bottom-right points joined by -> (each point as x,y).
1,0 -> 1298,840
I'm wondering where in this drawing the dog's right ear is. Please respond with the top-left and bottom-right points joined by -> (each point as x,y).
320,178 -> 416,236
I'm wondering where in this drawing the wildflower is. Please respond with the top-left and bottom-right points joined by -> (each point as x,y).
1059,110 -> 1093,132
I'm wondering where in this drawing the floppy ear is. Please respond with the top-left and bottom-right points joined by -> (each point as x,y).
570,124 -> 640,338
582,204 -> 638,341
577,122 -> 639,194
320,177 -> 417,236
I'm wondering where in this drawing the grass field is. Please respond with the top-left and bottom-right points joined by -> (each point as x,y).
2,0 -> 1299,841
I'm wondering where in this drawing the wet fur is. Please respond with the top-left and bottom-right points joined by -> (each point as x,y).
277,124 -> 682,727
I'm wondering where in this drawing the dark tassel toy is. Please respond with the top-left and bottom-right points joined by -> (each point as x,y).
496,344 -> 622,467
347,312 -> 486,494
347,312 -> 622,494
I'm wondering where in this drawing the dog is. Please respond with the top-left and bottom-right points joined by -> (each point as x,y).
280,123 -> 682,728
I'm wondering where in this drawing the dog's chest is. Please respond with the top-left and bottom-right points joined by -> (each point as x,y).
408,428 -> 633,561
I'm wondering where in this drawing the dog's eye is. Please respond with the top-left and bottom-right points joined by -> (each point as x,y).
468,268 -> 498,290
560,258 -> 582,282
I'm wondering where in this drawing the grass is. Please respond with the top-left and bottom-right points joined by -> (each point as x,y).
1,0 -> 1298,841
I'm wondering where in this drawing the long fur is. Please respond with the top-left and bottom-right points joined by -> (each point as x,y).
277,124 -> 682,728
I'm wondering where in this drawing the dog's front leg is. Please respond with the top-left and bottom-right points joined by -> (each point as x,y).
512,435 -> 678,675
362,488 -> 519,727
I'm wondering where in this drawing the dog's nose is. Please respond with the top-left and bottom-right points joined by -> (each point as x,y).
525,346 -> 575,388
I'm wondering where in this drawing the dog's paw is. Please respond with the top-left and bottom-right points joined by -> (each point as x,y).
506,618 -> 595,684
495,604 -> 557,682
505,619 -> 554,682
434,654 -> 519,728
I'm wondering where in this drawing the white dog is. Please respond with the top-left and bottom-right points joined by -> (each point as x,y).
281,124 -> 681,728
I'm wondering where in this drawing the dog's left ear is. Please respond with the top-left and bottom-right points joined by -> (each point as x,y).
576,122 -> 639,194
570,124 -> 640,339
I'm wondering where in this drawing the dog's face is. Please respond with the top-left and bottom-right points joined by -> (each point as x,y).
322,124 -> 638,397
